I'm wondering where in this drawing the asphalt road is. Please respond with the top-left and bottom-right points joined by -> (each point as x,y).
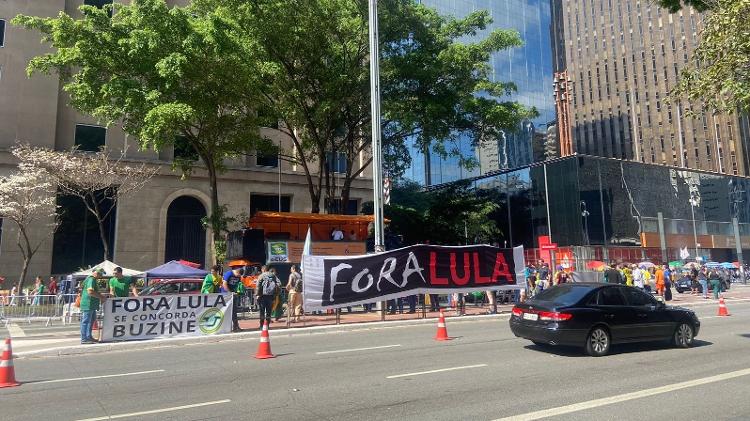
2,299 -> 750,421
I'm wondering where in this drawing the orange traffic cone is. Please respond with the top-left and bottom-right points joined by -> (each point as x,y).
254,321 -> 275,359
435,311 -> 451,341
718,297 -> 730,317
0,338 -> 20,388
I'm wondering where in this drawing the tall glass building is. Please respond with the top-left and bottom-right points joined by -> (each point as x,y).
405,0 -> 555,185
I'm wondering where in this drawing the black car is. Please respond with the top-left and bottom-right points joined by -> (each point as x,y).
509,283 -> 700,356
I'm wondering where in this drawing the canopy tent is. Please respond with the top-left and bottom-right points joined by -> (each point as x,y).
72,260 -> 144,278
144,260 -> 208,279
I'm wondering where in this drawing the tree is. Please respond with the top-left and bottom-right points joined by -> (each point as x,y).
13,0 -> 268,262
204,0 -> 535,213
0,169 -> 58,291
668,0 -> 750,115
12,145 -> 157,262
655,0 -> 713,12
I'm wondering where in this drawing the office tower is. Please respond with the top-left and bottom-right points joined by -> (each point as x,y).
551,0 -> 750,175
406,0 -> 555,186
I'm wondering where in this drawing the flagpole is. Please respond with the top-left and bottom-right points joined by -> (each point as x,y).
369,0 -> 386,253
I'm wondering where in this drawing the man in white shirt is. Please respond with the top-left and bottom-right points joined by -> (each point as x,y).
331,228 -> 344,241
632,265 -> 644,289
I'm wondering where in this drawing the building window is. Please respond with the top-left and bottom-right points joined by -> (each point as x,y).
326,151 -> 347,174
74,124 -> 106,152
0,19 -> 5,48
256,151 -> 278,168
83,0 -> 113,7
250,194 -> 291,215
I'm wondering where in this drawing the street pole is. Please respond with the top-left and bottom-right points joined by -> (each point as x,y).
368,0 -> 385,253
690,199 -> 699,259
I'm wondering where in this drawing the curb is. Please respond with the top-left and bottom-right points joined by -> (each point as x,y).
14,312 -> 510,359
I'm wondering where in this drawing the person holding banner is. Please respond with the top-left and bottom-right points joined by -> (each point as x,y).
109,267 -> 138,298
222,267 -> 243,332
80,268 -> 107,344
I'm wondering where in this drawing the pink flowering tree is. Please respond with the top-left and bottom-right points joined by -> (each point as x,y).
0,169 -> 59,290
12,145 -> 158,262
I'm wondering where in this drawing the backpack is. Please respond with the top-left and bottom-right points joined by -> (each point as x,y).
291,273 -> 303,293
260,274 -> 278,296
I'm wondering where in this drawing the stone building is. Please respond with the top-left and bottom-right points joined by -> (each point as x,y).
551,0 -> 750,175
0,0 -> 373,279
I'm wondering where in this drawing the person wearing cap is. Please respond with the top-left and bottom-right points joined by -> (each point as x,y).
80,268 -> 107,344
109,267 -> 138,298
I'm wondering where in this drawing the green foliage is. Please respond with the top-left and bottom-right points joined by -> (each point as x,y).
655,0 -> 713,13
14,0 -> 271,262
366,180 -> 501,245
669,0 -> 750,114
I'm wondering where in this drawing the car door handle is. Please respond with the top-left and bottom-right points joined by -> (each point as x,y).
604,314 -> 615,319
637,313 -> 648,318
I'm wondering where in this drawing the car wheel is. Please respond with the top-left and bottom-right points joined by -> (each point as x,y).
585,326 -> 610,357
676,289 -> 684,294
673,323 -> 694,348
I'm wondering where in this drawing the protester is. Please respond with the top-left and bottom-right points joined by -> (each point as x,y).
655,265 -> 665,297
348,230 -> 357,241
643,267 -> 653,292
623,265 -> 633,286
270,268 -> 285,321
708,269 -> 722,299
109,267 -> 138,298
255,266 -> 280,329
80,268 -> 106,344
331,227 -> 344,241
286,265 -> 303,323
486,290 -> 497,314
9,285 -> 17,306
698,268 -> 709,299
223,266 -> 244,331
604,263 -> 623,284
632,265 -> 643,289
48,276 -> 58,296
429,294 -> 440,312
30,276 -> 45,306
555,267 -> 570,285
664,267 -> 673,301
201,265 -> 222,294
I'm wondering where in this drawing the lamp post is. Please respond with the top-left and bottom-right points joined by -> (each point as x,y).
690,193 -> 699,259
581,201 -> 590,246
368,0 -> 385,252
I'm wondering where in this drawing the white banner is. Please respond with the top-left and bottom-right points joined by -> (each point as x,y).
102,293 -> 233,341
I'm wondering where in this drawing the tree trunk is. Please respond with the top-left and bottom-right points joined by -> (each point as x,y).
97,216 -> 110,261
340,175 -> 353,215
206,160 -> 222,265
17,258 -> 30,294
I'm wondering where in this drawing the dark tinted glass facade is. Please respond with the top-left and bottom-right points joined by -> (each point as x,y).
460,155 -> 750,262
406,0 -> 555,186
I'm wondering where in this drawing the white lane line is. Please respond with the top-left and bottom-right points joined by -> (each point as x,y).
36,369 -> 165,384
317,344 -> 402,355
387,364 -> 487,379
74,399 -> 231,421
7,323 -> 26,338
493,367 -> 750,421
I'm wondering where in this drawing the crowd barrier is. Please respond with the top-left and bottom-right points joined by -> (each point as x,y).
0,294 -> 80,327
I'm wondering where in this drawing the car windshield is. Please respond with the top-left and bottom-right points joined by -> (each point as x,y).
531,284 -> 592,306
139,283 -> 162,295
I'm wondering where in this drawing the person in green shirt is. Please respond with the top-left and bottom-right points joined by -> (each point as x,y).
109,267 -> 138,298
80,268 -> 107,344
202,265 -> 222,294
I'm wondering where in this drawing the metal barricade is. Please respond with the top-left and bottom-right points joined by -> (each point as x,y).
0,294 -> 78,327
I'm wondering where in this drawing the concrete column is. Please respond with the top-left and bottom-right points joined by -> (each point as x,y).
733,217 -> 745,282
658,212 -> 667,262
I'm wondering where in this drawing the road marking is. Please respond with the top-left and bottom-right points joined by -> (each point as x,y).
317,344 -> 402,355
493,367 -> 750,421
7,323 -> 26,338
74,399 -> 231,421
36,369 -> 165,384
387,364 -> 487,379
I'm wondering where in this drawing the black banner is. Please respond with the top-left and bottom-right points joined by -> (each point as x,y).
302,245 -> 523,309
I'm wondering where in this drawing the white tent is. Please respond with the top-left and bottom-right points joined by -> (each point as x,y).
71,260 -> 144,278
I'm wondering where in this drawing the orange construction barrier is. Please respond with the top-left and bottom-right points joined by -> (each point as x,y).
718,297 -> 730,317
434,311 -> 451,341
0,338 -> 20,388
254,321 -> 275,359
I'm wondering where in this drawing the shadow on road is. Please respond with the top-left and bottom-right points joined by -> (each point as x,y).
523,339 -> 713,357
739,333 -> 750,339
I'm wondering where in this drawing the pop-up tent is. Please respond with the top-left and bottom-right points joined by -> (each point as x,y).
144,260 -> 208,279
72,260 -> 144,278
